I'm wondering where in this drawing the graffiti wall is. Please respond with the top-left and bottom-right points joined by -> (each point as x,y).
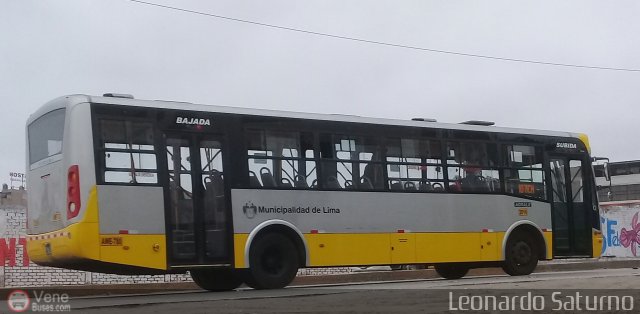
600,201 -> 640,257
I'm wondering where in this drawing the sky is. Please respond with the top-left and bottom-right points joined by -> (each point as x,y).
1,0 -> 639,187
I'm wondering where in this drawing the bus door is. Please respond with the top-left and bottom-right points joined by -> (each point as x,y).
547,155 -> 592,257
163,133 -> 231,266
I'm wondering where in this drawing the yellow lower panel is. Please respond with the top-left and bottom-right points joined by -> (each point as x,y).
99,234 -> 166,270
305,232 -> 505,266
233,231 -> 551,268
415,232 -> 486,263
592,231 -> 603,258
306,233 -> 391,266
543,231 -> 553,260
480,232 -> 501,261
390,233 -> 416,264
234,233 -> 249,268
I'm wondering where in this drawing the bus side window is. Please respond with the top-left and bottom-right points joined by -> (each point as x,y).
446,141 -> 501,193
246,129 -> 317,189
100,119 -> 158,184
320,134 -> 384,190
386,138 -> 443,192
503,145 -> 545,200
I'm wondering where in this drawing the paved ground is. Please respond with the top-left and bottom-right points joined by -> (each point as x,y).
14,267 -> 639,314
3,257 -> 638,300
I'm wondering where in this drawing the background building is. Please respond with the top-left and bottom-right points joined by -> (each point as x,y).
0,184 -> 27,207
595,160 -> 640,202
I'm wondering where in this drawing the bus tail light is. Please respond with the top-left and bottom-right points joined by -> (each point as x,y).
67,165 -> 81,219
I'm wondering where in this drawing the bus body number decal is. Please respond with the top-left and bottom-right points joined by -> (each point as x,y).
101,237 -> 123,246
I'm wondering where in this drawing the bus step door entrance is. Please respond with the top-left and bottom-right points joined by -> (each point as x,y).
165,133 -> 231,265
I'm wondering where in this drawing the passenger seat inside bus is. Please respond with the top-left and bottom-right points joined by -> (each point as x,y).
390,181 -> 404,191
404,182 -> 417,190
325,176 -> 342,189
461,174 -> 490,192
419,182 -> 433,191
249,171 -> 262,188
280,178 -> 293,188
294,175 -> 308,188
260,167 -> 277,188
360,176 -> 374,189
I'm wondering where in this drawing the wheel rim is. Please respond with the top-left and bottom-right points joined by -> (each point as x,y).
512,241 -> 532,265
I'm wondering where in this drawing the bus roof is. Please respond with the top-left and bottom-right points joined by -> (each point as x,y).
30,94 -> 583,140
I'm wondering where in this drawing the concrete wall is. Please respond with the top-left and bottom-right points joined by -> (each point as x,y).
600,200 -> 640,257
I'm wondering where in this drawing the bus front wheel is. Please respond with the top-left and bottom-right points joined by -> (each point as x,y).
190,269 -> 243,291
244,233 -> 299,289
434,263 -> 469,280
502,232 -> 539,276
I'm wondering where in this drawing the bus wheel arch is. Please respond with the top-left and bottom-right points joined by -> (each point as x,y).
245,220 -> 308,268
502,222 -> 546,276
243,221 -> 307,289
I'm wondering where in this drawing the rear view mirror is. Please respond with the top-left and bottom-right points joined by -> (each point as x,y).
592,157 -> 611,182
603,162 -> 611,182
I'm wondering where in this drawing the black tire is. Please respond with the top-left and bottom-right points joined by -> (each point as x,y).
502,232 -> 539,276
243,233 -> 299,289
390,265 -> 407,271
434,263 -> 469,280
190,269 -> 243,292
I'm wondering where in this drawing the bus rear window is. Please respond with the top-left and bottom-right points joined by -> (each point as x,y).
28,109 -> 65,166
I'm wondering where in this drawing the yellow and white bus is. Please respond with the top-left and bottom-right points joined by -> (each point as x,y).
26,94 -> 603,290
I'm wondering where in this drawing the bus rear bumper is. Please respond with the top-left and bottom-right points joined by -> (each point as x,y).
27,221 -> 100,267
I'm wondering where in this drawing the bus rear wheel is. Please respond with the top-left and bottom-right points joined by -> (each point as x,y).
244,233 -> 299,289
190,269 -> 243,291
434,263 -> 469,280
502,232 -> 539,276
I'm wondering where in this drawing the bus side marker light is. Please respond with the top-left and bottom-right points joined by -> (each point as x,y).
152,244 -> 160,252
